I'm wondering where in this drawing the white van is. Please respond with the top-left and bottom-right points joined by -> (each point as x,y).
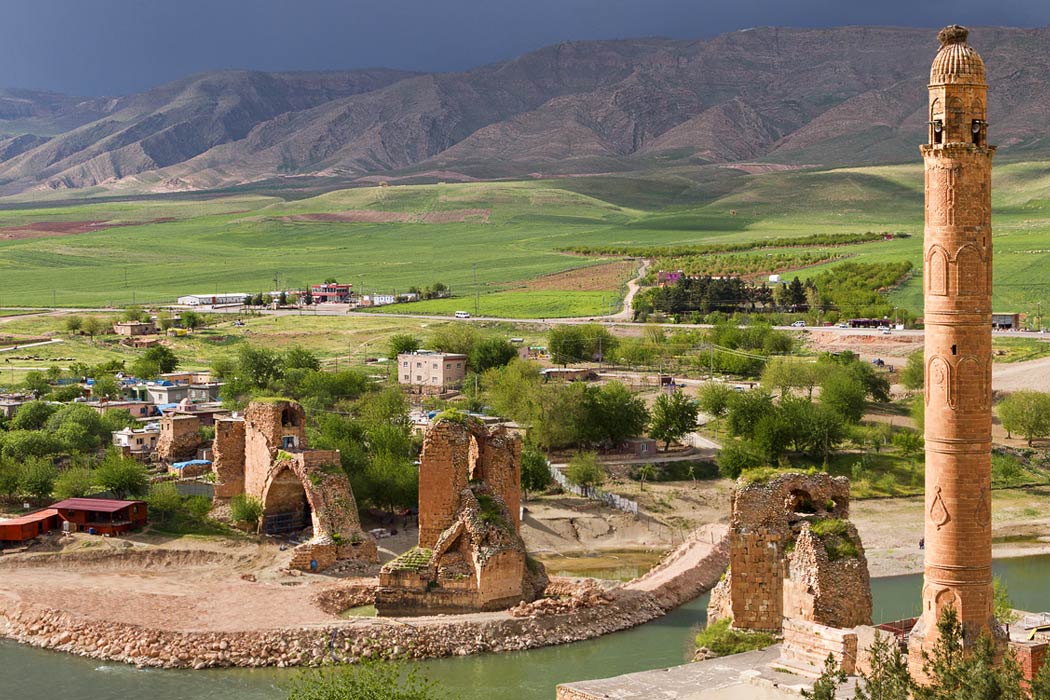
454,311 -> 471,319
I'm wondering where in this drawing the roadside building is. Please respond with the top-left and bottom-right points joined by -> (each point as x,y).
113,320 -> 157,336
397,351 -> 468,392
177,293 -> 248,306
159,371 -> 214,385
311,283 -> 353,303
144,382 -> 191,405
0,509 -> 58,545
360,293 -> 397,307
992,312 -> 1022,330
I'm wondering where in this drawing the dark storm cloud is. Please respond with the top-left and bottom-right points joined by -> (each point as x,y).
0,0 -> 1047,95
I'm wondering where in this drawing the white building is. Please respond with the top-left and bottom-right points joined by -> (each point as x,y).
177,293 -> 248,306
112,425 -> 161,457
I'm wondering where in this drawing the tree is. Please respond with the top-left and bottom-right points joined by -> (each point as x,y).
997,391 -> 1050,446
387,333 -> 421,360
22,371 -> 52,396
237,345 -> 285,389
54,467 -> 97,499
65,315 -> 83,334
697,383 -> 733,435
10,400 -> 57,431
182,310 -> 204,329
901,350 -> 925,391
18,457 -> 58,500
230,494 -> 263,528
819,370 -> 868,424
761,357 -> 822,399
637,464 -> 656,492
854,630 -> 913,700
649,391 -> 698,451
520,444 -> 552,500
565,452 -> 605,489
1,430 -> 64,460
1031,653 -> 1050,700
802,654 -> 846,700
81,316 -> 104,340
716,440 -> 765,479
579,381 -> 649,449
993,576 -> 1020,625
285,345 -> 321,371
92,374 -> 124,400
725,390 -> 776,440
428,324 -> 479,356
469,337 -> 518,373
94,452 -> 149,499
123,306 -> 145,322
143,345 -> 179,374
286,660 -> 443,700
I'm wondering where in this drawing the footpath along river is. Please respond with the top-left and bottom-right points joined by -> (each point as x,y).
4,554 -> 1050,700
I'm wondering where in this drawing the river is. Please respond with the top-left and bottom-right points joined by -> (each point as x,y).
3,555 -> 1049,700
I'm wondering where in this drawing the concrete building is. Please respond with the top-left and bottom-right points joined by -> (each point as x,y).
909,25 -> 998,664
992,312 -> 1021,330
311,283 -> 353,303
112,425 -> 161,458
397,351 -> 467,392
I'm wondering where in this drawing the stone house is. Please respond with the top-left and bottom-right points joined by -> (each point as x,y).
113,320 -> 157,336
397,351 -> 468,393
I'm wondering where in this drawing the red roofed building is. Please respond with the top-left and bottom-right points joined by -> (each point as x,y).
49,498 -> 148,536
0,509 -> 58,544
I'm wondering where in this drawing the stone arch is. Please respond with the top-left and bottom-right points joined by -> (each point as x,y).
926,355 -> 954,409
786,489 -> 817,515
926,245 -> 949,296
261,465 -> 312,534
281,406 -> 300,428
946,96 -> 965,132
930,97 -> 942,120
954,244 -> 984,296
971,98 -> 984,118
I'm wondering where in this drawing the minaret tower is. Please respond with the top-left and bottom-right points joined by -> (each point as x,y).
909,25 -> 997,663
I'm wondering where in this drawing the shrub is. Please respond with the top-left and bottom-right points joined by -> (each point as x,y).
54,467 -> 96,499
564,452 -> 605,489
717,441 -> 765,479
230,494 -> 263,527
694,618 -> 777,657
18,457 -> 58,500
810,518 -> 859,561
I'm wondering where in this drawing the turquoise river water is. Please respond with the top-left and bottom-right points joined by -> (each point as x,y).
3,555 -> 1050,700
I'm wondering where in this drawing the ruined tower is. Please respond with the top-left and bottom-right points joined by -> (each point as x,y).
910,25 -> 997,661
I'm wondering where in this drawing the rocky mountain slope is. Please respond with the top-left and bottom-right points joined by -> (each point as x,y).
0,26 -> 1047,194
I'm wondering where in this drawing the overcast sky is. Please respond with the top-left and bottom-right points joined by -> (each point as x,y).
1,0 -> 1048,95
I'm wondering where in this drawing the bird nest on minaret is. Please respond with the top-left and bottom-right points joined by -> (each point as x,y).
938,25 -> 969,46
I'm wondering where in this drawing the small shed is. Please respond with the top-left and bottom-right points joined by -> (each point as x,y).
49,498 -> 148,535
0,509 -> 59,544
624,437 -> 658,458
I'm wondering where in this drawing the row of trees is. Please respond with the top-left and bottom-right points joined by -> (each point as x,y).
0,449 -> 149,503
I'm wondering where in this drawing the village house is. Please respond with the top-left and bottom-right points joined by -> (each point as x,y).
113,319 -> 157,336
1,498 -> 148,545
159,371 -> 214,385
112,425 -> 161,458
397,351 -> 468,392
90,400 -> 155,419
0,394 -> 31,419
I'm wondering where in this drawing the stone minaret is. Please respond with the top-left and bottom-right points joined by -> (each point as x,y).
909,25 -> 997,663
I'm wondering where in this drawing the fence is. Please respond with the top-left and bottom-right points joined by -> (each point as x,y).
547,462 -> 639,515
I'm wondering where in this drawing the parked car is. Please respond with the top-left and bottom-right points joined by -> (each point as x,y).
791,320 -> 807,327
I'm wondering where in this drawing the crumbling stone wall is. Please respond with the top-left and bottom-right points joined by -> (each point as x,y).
210,400 -> 376,570
707,472 -> 870,633
212,417 -> 245,499
157,414 -> 202,463
377,418 -> 544,615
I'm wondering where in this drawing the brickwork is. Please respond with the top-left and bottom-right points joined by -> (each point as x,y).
156,414 -> 202,463
707,472 -> 868,634
209,400 -> 375,571
376,417 -> 544,615
781,618 -> 858,675
909,26 -> 999,666
1011,641 -> 1048,689
212,417 -> 246,499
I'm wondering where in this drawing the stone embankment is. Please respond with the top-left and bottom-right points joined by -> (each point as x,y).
0,524 -> 728,669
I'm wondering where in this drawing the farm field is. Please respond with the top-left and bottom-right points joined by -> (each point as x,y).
0,160 -> 1047,317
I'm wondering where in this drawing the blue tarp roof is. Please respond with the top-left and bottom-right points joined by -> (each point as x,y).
172,460 -> 212,469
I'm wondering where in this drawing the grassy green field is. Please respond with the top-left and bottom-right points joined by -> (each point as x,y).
0,160 -> 1048,317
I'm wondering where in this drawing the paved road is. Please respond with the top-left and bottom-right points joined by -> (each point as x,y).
0,338 -> 63,353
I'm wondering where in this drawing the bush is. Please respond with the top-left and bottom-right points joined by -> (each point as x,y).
54,467 -> 96,499
565,452 -> 605,489
94,452 -> 149,499
230,494 -> 263,527
694,618 -> 777,657
18,457 -> 58,500
810,519 -> 859,561
717,440 -> 765,479
286,660 -> 443,700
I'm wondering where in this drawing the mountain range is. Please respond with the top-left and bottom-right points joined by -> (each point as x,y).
1,25 -> 1048,196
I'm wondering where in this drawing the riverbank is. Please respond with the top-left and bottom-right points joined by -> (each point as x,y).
0,525 -> 728,670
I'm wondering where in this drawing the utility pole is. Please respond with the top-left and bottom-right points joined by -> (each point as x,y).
473,264 -> 479,317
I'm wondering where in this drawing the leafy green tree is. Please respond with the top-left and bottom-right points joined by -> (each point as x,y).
387,333 -> 421,360
580,381 -> 649,449
649,391 -> 698,451
182,310 -> 204,329
10,400 -> 58,431
997,391 -> 1050,446
22,371 -> 53,396
18,457 -> 58,500
1,430 -> 64,460
286,660 -> 443,700
92,374 -> 124,400
428,324 -> 480,356
0,459 -> 20,498
238,345 -> 285,389
901,350 -> 925,391
761,357 -> 822,399
854,630 -> 913,700
752,410 -> 793,462
725,390 -> 776,440
819,370 -> 868,424
892,429 -> 924,458
716,440 -> 765,479
123,306 -> 145,322
54,467 -> 97,499
993,576 -> 1020,625
65,315 -> 83,334
81,316 -> 104,339
520,443 -> 552,500
637,464 -> 656,492
1031,653 -> 1050,700
285,345 -> 321,371
54,422 -> 100,453
697,383 -> 733,434
469,337 -> 518,373
801,402 -> 847,464
146,482 -> 185,526
482,360 -> 543,424
565,452 -> 605,489
143,345 -> 179,374
802,654 -> 846,700
94,452 -> 149,499
548,324 -> 615,365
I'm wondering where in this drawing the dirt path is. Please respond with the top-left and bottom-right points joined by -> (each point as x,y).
993,356 -> 1050,393
609,258 -> 649,322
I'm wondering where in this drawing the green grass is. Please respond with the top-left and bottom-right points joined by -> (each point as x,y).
694,618 -> 778,656
374,290 -> 618,318
992,337 -> 1050,363
0,160 -> 1048,319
